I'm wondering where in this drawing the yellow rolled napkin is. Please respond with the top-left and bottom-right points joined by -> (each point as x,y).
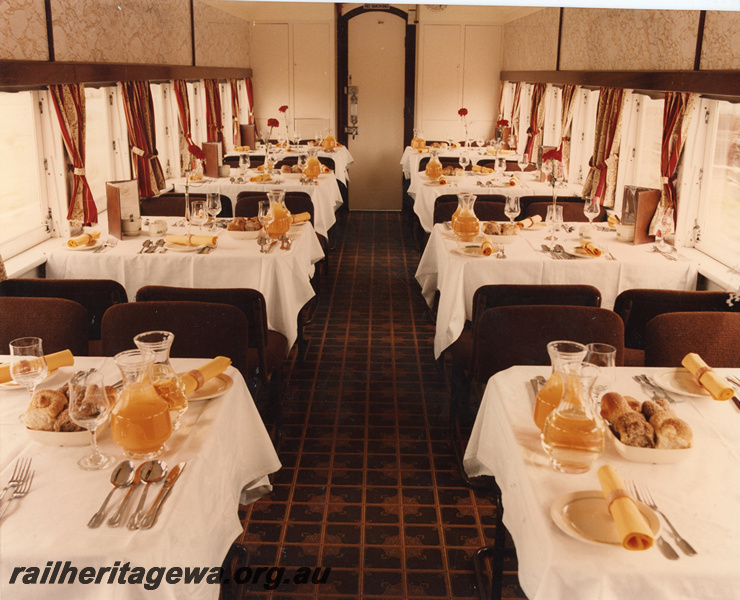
67,231 -> 101,248
250,174 -> 272,183
180,356 -> 232,395
508,177 -> 517,187
321,165 -> 333,174
438,176 -> 448,186
597,465 -> 654,551
234,145 -> 250,152
681,352 -> 734,401
0,349 -> 74,384
471,165 -> 493,174
165,234 -> 218,247
481,240 -> 494,256
517,215 -> 543,229
607,214 -> 621,228
580,240 -> 603,257
292,212 -> 311,224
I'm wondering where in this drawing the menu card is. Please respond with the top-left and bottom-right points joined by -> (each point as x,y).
203,142 -> 222,178
240,124 -> 256,149
106,180 -> 140,240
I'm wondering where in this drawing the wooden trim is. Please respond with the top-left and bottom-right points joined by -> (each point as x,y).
694,11 -> 706,72
44,0 -> 54,62
404,20 -> 416,150
0,60 -> 252,90
190,0 -> 196,67
500,70 -> 740,98
556,8 -> 563,72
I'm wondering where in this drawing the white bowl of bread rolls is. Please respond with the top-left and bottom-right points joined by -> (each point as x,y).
600,392 -> 693,464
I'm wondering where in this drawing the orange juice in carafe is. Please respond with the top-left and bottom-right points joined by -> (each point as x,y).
304,156 -> 321,179
451,193 -> 479,242
111,382 -> 172,458
425,150 -> 443,179
533,341 -> 587,431
411,128 -> 426,151
266,189 -> 291,238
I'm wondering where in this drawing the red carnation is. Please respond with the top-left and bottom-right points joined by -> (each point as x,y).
278,105 -> 288,113
267,118 -> 280,128
542,148 -> 562,163
497,119 -> 509,127
188,143 -> 205,160
458,108 -> 468,117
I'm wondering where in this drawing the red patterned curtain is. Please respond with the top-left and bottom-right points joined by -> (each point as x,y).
524,83 -> 546,158
204,79 -> 225,154
510,82 -> 522,152
582,87 -> 625,207
650,91 -> 697,232
120,81 -> 166,199
173,80 -> 199,174
245,77 -> 255,125
229,79 -> 241,146
49,84 -> 97,224
497,81 -> 507,121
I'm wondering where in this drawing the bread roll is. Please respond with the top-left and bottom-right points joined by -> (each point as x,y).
600,392 -> 636,422
614,412 -> 655,448
649,411 -> 693,449
54,409 -> 84,432
641,398 -> 671,420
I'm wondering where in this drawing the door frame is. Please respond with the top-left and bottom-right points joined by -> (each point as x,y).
336,5 -> 416,149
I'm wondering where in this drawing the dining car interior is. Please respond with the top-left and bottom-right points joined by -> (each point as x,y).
2,0 -> 740,599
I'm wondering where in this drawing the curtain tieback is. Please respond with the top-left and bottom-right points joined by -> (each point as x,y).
132,146 -> 146,157
73,167 -> 85,176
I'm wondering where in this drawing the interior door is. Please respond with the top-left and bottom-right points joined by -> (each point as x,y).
346,12 -> 406,210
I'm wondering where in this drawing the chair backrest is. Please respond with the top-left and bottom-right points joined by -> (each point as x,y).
473,305 -> 624,383
0,296 -> 89,356
0,278 -> 128,341
101,301 -> 249,377
645,311 -> 740,368
235,191 -> 315,224
223,155 -> 264,169
522,199 -> 606,222
139,193 -> 232,218
275,156 -> 299,168
432,194 -> 508,224
613,288 -> 737,350
419,156 -> 466,171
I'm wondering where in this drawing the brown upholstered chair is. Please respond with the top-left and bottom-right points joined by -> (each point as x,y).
101,301 -> 249,379
0,278 -> 127,354
139,193 -> 232,218
613,289 -> 737,366
0,296 -> 88,356
223,155 -> 264,169
419,156 -> 468,171
644,311 -> 740,368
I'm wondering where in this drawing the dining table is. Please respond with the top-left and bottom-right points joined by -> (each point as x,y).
400,145 -> 520,181
463,365 -> 740,600
0,356 -> 282,600
415,222 -> 699,359
44,218 -> 324,353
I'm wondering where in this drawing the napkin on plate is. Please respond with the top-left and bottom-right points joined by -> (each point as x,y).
292,212 -> 311,224
471,165 -> 493,174
165,234 -> 218,247
67,231 -> 101,248
481,240 -> 494,256
0,349 -> 74,384
597,465 -> 654,551
250,174 -> 272,183
517,215 -> 543,229
180,356 -> 232,395
580,240 -> 603,257
681,352 -> 734,401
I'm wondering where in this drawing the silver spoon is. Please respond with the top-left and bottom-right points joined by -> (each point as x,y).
108,463 -> 142,527
138,239 -> 152,254
88,460 -> 134,528
127,460 -> 167,530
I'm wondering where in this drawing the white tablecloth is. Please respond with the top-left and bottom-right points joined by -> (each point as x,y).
0,357 -> 281,600
228,145 -> 354,185
415,224 -> 698,358
464,366 -> 740,600
174,173 -> 342,239
400,145 -> 520,180
45,219 -> 324,352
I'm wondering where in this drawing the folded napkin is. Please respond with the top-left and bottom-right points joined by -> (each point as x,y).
580,240 -> 603,257
321,165 -> 333,174
292,212 -> 311,224
165,234 -> 218,247
607,214 -> 621,228
234,145 -> 250,152
0,349 -> 74,384
67,231 -> 101,248
481,240 -> 494,256
508,177 -> 517,187
471,165 -> 493,174
681,352 -> 734,401
438,176 -> 448,186
180,356 -> 232,395
250,174 -> 272,183
597,465 -> 654,551
517,215 -> 543,229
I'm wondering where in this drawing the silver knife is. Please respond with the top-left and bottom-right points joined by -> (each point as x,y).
138,462 -> 186,529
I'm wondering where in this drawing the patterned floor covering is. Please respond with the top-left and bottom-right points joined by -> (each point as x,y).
229,211 -> 527,599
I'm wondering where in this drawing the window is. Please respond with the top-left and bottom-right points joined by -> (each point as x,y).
150,82 -> 179,179
187,81 -> 207,146
541,85 -> 562,148
568,88 -> 600,185
0,91 -> 51,258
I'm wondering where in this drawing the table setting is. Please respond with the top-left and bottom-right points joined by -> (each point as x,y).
463,354 -> 740,600
0,334 -> 281,599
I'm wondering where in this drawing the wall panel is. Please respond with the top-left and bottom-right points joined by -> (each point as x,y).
502,7 -> 559,72
194,1 -> 250,68
0,0 -> 48,61
701,11 -> 740,70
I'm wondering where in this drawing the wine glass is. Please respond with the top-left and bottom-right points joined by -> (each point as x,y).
546,204 -> 563,247
476,136 -> 485,154
517,153 -> 529,173
585,343 -> 617,404
190,199 -> 206,234
446,133 -> 455,148
297,153 -> 308,172
292,130 -> 301,148
9,337 -> 48,400
68,370 -> 112,470
495,156 -> 507,180
458,152 -> 471,175
654,207 -> 675,251
238,154 -> 250,176
257,200 -> 274,250
206,193 -> 221,230
583,198 -> 600,225
504,197 -> 521,224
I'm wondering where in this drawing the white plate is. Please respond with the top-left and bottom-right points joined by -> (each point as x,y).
563,243 -> 602,259
607,426 -> 692,464
653,368 -> 710,398
551,490 -> 660,546
64,240 -> 102,251
164,243 -> 205,253
185,374 -> 233,401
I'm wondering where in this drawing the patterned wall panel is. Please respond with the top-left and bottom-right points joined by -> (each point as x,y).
701,11 -> 740,70
50,0 -> 191,65
194,0 -> 250,68
502,7 -> 559,72
0,0 -> 49,60
560,9 -> 699,71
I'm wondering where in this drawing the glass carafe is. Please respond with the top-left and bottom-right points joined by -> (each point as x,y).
541,362 -> 605,474
411,128 -> 426,151
425,148 -> 443,180
533,341 -> 588,431
111,349 -> 172,459
134,330 -> 188,430
451,193 -> 480,242
304,147 -> 321,179
266,189 -> 291,239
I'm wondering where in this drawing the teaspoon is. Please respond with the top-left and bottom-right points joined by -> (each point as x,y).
127,460 -> 167,530
138,239 -> 152,254
87,460 -> 134,528
108,463 -> 143,527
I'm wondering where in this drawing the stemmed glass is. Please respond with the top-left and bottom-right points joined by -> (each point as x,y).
504,197 -> 521,224
68,370 -> 112,471
9,337 -> 48,400
654,207 -> 675,251
257,200 -> 274,251
238,154 -> 250,176
458,152 -> 470,175
206,193 -> 221,230
583,198 -> 600,225
585,343 -> 617,405
546,204 -> 563,247
517,153 -> 529,173
446,133 -> 455,148
297,153 -> 308,172
495,156 -> 506,180
476,136 -> 486,155
190,199 -> 206,234
292,130 -> 301,148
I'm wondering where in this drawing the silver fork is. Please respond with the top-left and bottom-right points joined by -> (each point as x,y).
0,458 -> 32,504
633,374 -> 676,403
727,375 -> 740,388
95,237 -> 119,253
0,471 -> 34,522
496,244 -> 507,259
632,482 -> 697,556
627,481 -> 679,560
